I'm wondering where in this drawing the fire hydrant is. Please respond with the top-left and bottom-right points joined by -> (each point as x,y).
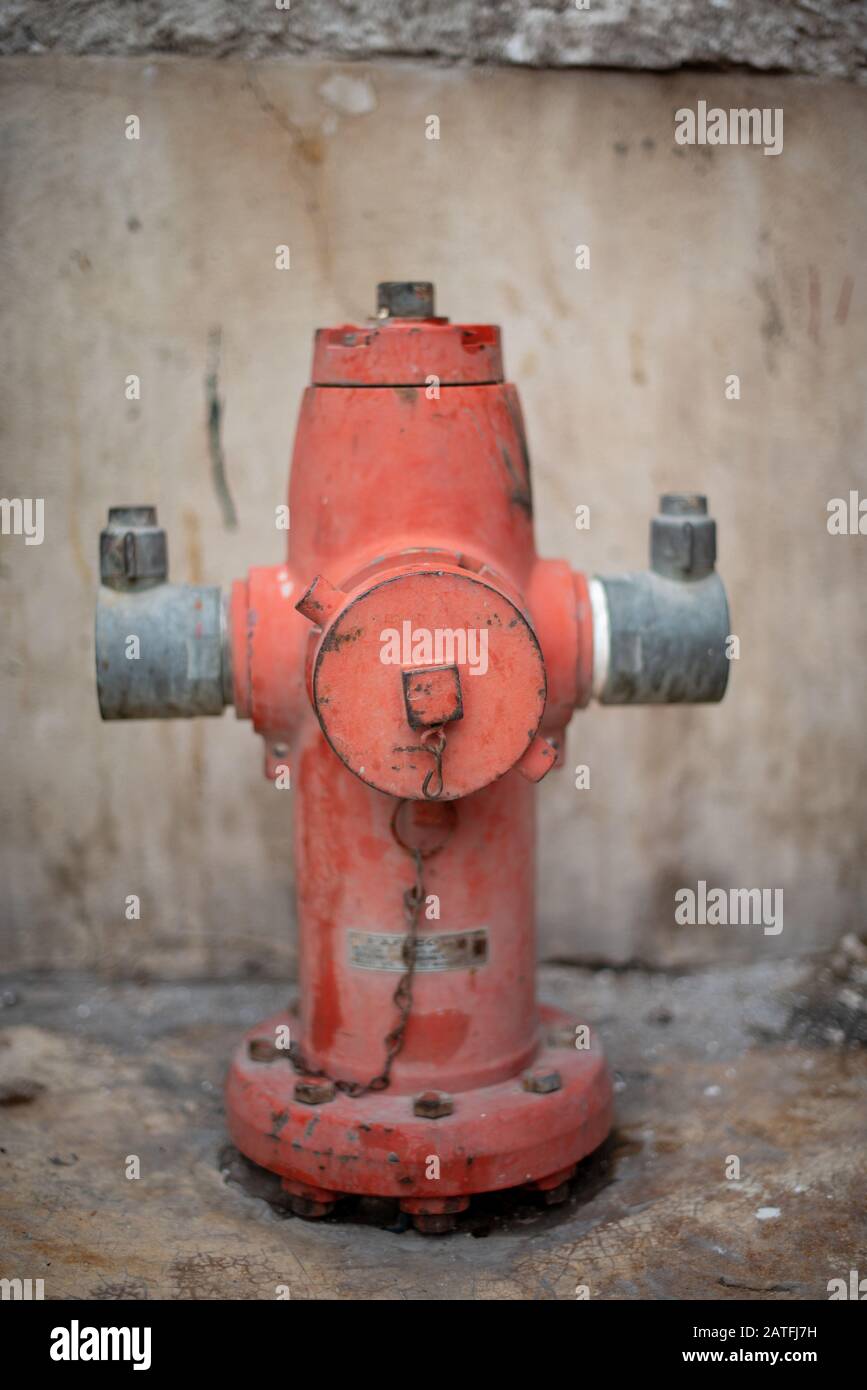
96,282 -> 730,1231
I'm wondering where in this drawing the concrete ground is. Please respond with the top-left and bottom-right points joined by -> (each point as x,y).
1,947 -> 865,1301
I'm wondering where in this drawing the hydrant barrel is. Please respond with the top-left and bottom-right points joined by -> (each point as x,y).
292,730 -> 540,1093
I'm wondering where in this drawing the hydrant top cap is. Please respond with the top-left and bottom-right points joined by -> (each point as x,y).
312,308 -> 503,387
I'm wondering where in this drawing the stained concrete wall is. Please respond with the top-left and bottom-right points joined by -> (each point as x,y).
1,56 -> 866,977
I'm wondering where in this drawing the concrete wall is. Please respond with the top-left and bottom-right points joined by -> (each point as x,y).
1,56 -> 866,977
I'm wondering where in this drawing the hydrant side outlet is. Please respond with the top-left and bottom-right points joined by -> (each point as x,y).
96,286 -> 731,1227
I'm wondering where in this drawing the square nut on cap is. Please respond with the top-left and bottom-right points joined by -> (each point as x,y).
402,664 -> 463,730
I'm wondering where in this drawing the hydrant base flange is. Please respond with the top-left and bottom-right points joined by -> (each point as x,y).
226,1004 -> 613,1203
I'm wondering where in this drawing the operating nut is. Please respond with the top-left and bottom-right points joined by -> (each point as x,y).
651,494 -> 716,581
413,1090 -> 454,1119
521,1068 -> 562,1094
294,1078 -> 336,1106
377,281 -> 435,319
100,505 -> 167,590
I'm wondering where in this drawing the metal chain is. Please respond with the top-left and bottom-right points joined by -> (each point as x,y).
289,838 -> 428,1098
289,729 -> 449,1096
352,846 -> 425,1095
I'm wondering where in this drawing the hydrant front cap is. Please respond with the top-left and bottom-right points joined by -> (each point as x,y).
304,566 -> 547,800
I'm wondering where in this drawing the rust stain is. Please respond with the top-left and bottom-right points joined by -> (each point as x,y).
205,327 -> 239,530
808,265 -> 821,345
755,275 -> 785,373
269,1109 -> 289,1139
182,508 -> 203,585
630,330 -> 647,386
302,738 -> 345,1053
835,274 -> 854,326
500,445 -> 533,518
322,624 -> 363,652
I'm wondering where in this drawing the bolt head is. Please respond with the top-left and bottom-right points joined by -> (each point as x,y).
294,1078 -> 336,1106
248,1037 -> 281,1063
542,1181 -> 571,1206
413,1090 -> 454,1119
288,1195 -> 334,1220
411,1212 -> 457,1234
521,1068 -> 562,1095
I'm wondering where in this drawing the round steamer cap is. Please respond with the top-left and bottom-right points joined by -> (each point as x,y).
311,569 -> 546,800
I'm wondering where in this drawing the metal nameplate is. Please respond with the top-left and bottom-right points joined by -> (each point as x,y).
348,928 -> 488,973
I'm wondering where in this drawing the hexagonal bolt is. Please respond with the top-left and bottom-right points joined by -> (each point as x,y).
541,1181 -> 571,1206
294,1078 -> 336,1106
288,1195 -> 334,1220
401,1194 -> 468,1232
525,1163 -> 576,1202
413,1090 -> 454,1119
412,1212 -> 457,1235
521,1068 -> 563,1095
248,1037 -> 282,1063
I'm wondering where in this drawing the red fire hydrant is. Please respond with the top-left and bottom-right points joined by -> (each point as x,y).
96,282 -> 729,1231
